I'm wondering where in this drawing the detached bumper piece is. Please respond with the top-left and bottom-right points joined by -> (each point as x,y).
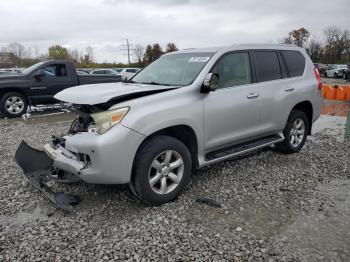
14,141 -> 80,211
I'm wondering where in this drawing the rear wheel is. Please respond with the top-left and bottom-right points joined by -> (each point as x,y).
277,110 -> 309,153
0,92 -> 28,117
131,135 -> 192,205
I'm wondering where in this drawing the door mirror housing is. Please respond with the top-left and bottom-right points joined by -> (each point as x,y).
34,69 -> 45,80
201,73 -> 219,93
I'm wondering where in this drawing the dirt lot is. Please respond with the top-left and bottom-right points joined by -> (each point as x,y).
0,102 -> 349,261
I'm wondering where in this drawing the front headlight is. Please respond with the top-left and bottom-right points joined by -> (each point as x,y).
91,107 -> 129,134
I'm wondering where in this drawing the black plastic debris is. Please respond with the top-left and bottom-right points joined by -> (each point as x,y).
196,197 -> 222,208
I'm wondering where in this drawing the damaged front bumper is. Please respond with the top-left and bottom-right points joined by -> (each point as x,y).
15,141 -> 81,211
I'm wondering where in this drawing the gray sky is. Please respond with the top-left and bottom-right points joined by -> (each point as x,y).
0,0 -> 349,63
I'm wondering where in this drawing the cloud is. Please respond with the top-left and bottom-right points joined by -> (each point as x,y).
0,0 -> 349,62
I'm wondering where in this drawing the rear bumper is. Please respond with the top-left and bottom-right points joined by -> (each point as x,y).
49,124 -> 145,184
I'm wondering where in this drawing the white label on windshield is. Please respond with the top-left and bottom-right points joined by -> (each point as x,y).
189,57 -> 210,63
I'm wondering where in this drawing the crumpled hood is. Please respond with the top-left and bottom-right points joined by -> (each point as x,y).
54,82 -> 175,105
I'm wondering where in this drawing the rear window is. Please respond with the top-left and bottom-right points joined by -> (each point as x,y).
281,50 -> 305,77
254,51 -> 281,82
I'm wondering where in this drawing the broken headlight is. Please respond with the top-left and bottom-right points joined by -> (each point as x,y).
90,107 -> 129,134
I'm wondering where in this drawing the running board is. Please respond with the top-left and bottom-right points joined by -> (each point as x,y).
205,134 -> 284,163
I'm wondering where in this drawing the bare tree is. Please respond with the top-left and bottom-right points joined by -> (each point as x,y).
69,49 -> 80,63
323,26 -> 350,63
7,42 -> 25,66
306,38 -> 323,62
133,45 -> 144,63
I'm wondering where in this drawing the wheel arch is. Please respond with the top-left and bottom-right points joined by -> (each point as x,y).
131,124 -> 199,179
291,100 -> 313,134
0,88 -> 30,104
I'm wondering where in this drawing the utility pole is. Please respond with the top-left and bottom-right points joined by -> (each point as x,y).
120,39 -> 135,65
126,39 -> 130,64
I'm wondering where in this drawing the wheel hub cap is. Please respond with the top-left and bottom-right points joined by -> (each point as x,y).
289,118 -> 305,147
148,150 -> 184,195
5,96 -> 24,114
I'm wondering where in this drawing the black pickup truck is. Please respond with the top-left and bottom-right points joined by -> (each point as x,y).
0,60 -> 121,117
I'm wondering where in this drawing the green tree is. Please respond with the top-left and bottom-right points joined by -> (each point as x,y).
282,28 -> 310,47
152,43 -> 163,60
165,43 -> 178,53
48,45 -> 70,60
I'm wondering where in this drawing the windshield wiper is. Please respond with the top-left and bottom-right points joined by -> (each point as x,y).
140,81 -> 171,86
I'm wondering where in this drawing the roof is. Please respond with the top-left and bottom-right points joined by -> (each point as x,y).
172,43 -> 302,55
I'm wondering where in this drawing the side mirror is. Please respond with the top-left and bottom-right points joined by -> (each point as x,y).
34,69 -> 45,80
201,73 -> 219,93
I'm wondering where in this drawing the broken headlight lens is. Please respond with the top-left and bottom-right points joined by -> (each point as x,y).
90,107 -> 129,134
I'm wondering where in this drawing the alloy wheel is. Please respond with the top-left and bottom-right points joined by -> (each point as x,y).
289,118 -> 305,147
148,150 -> 184,194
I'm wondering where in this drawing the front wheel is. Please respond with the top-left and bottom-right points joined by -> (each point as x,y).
277,110 -> 309,153
334,72 -> 338,78
0,92 -> 28,118
131,135 -> 192,205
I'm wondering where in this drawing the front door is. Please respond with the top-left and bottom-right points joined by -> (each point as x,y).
203,51 -> 262,152
29,63 -> 72,103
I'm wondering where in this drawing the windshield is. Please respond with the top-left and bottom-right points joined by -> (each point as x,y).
22,62 -> 45,75
132,52 -> 214,86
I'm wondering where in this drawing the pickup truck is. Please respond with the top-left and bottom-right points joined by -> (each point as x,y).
0,60 -> 121,117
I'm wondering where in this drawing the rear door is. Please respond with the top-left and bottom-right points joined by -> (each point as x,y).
255,50 -> 306,134
203,51 -> 262,151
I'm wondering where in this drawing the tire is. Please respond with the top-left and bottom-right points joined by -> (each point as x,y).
0,92 -> 28,118
324,72 -> 327,78
277,110 -> 309,154
344,73 -> 347,80
334,72 -> 338,78
131,135 -> 192,205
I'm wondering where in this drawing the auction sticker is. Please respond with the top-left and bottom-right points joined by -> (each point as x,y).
189,57 -> 210,62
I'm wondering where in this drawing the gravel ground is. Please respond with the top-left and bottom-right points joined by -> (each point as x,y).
0,112 -> 349,261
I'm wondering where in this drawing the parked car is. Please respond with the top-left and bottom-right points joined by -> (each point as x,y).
0,68 -> 23,75
77,70 -> 89,75
324,64 -> 348,78
0,60 -> 121,117
339,63 -> 350,80
314,63 -> 328,76
90,69 -> 119,75
15,44 -> 323,209
120,68 -> 141,81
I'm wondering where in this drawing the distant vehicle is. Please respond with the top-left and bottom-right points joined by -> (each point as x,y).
77,70 -> 89,75
113,68 -> 123,74
120,68 -> 141,81
324,64 -> 348,78
341,64 -> 350,80
90,69 -> 119,75
0,60 -> 121,117
0,68 -> 22,75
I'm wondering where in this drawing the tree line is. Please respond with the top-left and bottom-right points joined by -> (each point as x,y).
281,26 -> 350,64
1,26 -> 349,69
0,42 -> 179,69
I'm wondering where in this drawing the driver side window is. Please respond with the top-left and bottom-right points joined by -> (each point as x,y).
211,52 -> 252,89
42,64 -> 67,77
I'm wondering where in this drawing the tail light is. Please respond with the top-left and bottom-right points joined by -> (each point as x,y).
314,68 -> 322,90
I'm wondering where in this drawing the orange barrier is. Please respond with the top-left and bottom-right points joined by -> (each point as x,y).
334,86 -> 347,101
324,85 -> 335,100
322,84 -> 350,101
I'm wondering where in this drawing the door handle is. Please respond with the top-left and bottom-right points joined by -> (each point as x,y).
247,93 -> 259,99
284,87 -> 295,92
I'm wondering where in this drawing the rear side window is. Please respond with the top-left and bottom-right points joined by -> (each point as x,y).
254,51 -> 281,82
281,51 -> 305,77
126,69 -> 136,73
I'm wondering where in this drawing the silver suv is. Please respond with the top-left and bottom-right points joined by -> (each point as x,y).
15,44 -> 323,208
